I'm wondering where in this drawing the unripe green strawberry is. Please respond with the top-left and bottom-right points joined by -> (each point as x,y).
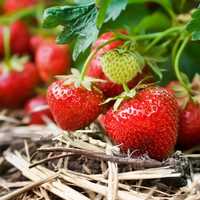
101,50 -> 144,85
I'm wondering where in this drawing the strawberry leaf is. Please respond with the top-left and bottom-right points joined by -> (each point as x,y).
105,0 -> 128,22
43,2 -> 99,60
187,8 -> 200,40
133,12 -> 170,33
96,0 -> 112,28
43,0 -> 127,60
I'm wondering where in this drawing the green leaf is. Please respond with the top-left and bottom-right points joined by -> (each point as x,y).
96,0 -> 112,28
147,60 -> 163,80
187,8 -> 200,40
97,0 -> 128,28
128,0 -> 174,18
43,3 -> 99,60
133,12 -> 170,33
105,0 -> 128,22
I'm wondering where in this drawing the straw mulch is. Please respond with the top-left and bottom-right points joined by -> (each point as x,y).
0,109 -> 200,200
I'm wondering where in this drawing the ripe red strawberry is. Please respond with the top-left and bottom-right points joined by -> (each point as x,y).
87,31 -> 151,97
0,21 -> 30,56
166,80 -> 200,149
25,95 -> 53,125
29,36 -> 54,53
36,42 -> 71,83
3,0 -> 38,13
0,62 -> 40,108
178,102 -> 200,149
47,80 -> 104,131
91,31 -> 127,53
30,36 -> 44,53
102,87 -> 179,160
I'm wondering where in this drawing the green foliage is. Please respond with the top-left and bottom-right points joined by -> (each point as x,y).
43,3 -> 98,60
105,0 -> 128,23
42,0 -> 200,85
43,0 -> 127,60
187,8 -> 200,40
96,0 -> 112,28
133,12 -> 170,33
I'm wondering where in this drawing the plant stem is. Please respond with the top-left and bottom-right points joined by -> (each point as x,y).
118,32 -> 161,41
123,83 -> 129,93
118,26 -> 184,45
172,36 -> 183,66
145,26 -> 184,52
80,38 -> 118,81
3,26 -> 11,70
0,6 -> 37,25
153,0 -> 176,20
174,35 -> 190,90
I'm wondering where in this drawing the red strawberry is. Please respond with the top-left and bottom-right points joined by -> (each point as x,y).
0,21 -> 30,56
102,87 -> 179,160
3,0 -> 38,13
91,31 -> 127,53
29,36 -> 54,53
166,80 -> 200,149
36,42 -> 71,83
30,36 -> 44,53
47,80 -> 104,131
0,62 -> 40,108
87,31 -> 151,97
25,95 -> 53,125
178,102 -> 200,149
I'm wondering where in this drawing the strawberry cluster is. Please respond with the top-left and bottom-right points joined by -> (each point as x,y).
0,0 -> 70,125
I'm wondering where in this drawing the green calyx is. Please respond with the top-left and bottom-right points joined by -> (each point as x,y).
1,55 -> 30,73
101,49 -> 145,85
102,76 -> 154,111
56,68 -> 106,91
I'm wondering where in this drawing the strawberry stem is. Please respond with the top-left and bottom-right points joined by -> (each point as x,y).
118,26 -> 184,42
123,83 -> 130,93
144,26 -> 184,52
0,6 -> 37,25
3,27 -> 11,70
172,36 -> 183,66
80,37 -> 119,81
174,35 -> 190,91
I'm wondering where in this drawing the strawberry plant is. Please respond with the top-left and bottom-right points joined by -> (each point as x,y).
41,0 -> 200,159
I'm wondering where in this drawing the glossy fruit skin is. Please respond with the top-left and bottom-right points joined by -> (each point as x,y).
166,81 -> 200,149
0,63 -> 40,108
0,21 -> 30,56
87,31 -> 150,97
47,80 -> 104,131
103,87 -> 179,160
25,95 -> 53,125
36,43 -> 71,83
3,0 -> 38,13
92,31 -> 127,53
178,102 -> 200,149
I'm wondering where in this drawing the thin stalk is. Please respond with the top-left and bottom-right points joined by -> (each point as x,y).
174,36 -> 190,91
123,83 -> 130,93
3,27 -> 11,70
172,36 -> 183,66
0,6 -> 37,25
80,38 -> 118,81
155,0 -> 176,20
118,26 -> 183,44
145,26 -> 184,52
118,32 -> 161,41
